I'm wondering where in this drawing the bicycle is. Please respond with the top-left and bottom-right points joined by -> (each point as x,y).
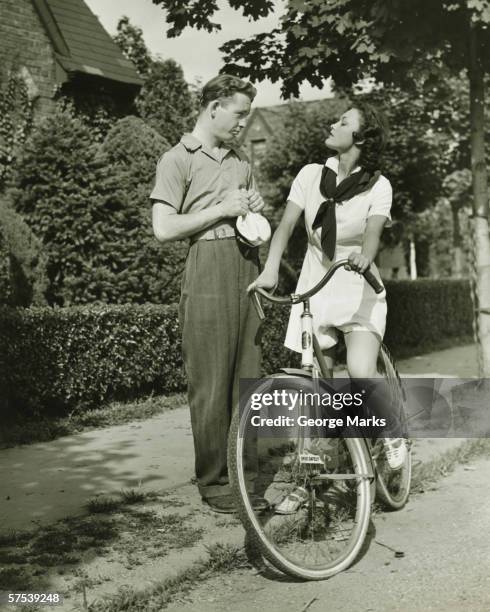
227,258 -> 412,580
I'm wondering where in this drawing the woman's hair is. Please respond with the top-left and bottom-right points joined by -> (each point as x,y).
351,102 -> 389,171
200,74 -> 257,109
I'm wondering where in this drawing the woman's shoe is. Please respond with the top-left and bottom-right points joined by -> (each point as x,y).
275,486 -> 309,515
382,438 -> 408,470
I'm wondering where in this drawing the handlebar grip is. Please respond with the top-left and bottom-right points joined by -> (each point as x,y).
363,268 -> 385,294
251,291 -> 266,321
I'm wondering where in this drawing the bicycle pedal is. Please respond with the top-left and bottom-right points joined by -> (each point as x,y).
299,451 -> 324,465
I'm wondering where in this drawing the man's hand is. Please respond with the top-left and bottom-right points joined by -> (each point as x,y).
218,189 -> 250,218
346,252 -> 371,274
246,189 -> 265,213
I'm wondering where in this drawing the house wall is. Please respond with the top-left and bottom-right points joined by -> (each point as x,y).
0,0 -> 58,115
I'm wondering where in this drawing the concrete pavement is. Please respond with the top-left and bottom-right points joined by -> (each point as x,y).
0,343 -> 479,533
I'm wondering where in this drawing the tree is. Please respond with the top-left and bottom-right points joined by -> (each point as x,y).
113,16 -> 152,76
136,59 -> 197,144
113,17 -> 197,145
155,0 -> 490,375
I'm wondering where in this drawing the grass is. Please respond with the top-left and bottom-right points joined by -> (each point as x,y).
81,437 -> 490,611
410,437 -> 490,493
0,393 -> 188,449
0,488 -> 203,594
87,542 -> 249,612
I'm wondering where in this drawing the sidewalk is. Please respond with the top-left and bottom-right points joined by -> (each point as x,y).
0,343 -> 479,533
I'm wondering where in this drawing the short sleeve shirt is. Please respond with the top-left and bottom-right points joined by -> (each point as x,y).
287,156 -> 393,252
150,133 -> 256,214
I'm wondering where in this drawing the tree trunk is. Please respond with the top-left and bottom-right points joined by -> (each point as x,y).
409,237 -> 417,280
468,23 -> 490,377
451,202 -> 463,278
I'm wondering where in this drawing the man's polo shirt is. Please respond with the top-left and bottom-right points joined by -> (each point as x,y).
150,133 -> 256,214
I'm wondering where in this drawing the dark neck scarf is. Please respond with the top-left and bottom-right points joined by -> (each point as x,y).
312,165 -> 381,259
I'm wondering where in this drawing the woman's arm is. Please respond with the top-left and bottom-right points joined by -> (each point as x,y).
247,200 -> 303,291
348,215 -> 388,273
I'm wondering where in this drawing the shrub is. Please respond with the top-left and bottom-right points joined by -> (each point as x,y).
94,115 -> 188,304
0,195 -> 47,306
384,278 -> 473,351
0,305 -> 186,416
0,279 -> 473,415
10,111 -> 186,305
10,108 -> 101,305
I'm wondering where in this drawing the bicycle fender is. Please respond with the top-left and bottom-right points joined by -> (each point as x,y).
278,367 -> 313,378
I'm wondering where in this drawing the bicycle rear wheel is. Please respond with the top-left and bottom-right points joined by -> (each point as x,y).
228,375 -> 372,580
373,344 -> 412,510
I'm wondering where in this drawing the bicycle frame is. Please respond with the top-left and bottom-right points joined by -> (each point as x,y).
250,258 -> 384,476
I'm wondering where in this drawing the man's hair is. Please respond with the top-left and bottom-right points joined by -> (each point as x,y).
351,102 -> 389,171
199,74 -> 257,108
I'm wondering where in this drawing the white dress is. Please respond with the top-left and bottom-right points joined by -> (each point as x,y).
284,156 -> 393,353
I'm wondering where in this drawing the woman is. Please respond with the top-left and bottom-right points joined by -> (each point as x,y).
248,102 -> 406,483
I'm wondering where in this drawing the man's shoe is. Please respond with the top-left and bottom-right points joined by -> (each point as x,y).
202,495 -> 236,514
248,494 -> 269,512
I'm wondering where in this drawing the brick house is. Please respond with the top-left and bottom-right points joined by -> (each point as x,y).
0,0 -> 142,115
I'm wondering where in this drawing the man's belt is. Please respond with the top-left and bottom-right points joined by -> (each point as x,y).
190,222 -> 237,244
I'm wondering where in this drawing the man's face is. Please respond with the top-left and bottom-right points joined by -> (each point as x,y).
212,92 -> 252,142
325,108 -> 362,152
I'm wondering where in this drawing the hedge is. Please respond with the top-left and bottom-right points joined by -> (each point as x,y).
384,278 -> 474,351
0,279 -> 474,415
0,305 -> 185,415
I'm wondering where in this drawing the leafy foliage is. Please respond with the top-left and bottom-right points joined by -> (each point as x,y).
0,65 -> 35,191
154,0 -> 490,95
0,280 -> 472,413
10,109 -> 185,305
0,195 -> 48,306
94,115 -> 187,304
0,304 -> 185,414
257,78 -> 470,274
113,17 -> 197,145
113,16 -> 152,76
136,59 -> 197,145
10,108 -> 101,305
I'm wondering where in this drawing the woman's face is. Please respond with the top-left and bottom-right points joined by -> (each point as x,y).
325,108 -> 362,152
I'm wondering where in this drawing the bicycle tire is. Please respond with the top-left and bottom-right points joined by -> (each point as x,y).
373,344 -> 412,510
228,374 -> 372,580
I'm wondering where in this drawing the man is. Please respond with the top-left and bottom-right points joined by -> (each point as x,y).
150,74 -> 267,513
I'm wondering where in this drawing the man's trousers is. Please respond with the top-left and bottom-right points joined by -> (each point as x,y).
178,238 -> 262,499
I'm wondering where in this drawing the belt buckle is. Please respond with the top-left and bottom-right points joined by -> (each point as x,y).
214,227 -> 233,240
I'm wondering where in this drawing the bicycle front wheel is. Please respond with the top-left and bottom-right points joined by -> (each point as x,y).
228,374 -> 372,580
373,344 -> 412,509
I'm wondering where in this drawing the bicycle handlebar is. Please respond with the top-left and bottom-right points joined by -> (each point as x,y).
250,258 -> 385,321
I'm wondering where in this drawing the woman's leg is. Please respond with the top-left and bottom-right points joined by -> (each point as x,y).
344,330 -> 404,442
315,346 -> 336,377
344,329 -> 380,378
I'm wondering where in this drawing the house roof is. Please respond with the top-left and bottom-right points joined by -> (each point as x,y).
32,0 -> 142,87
